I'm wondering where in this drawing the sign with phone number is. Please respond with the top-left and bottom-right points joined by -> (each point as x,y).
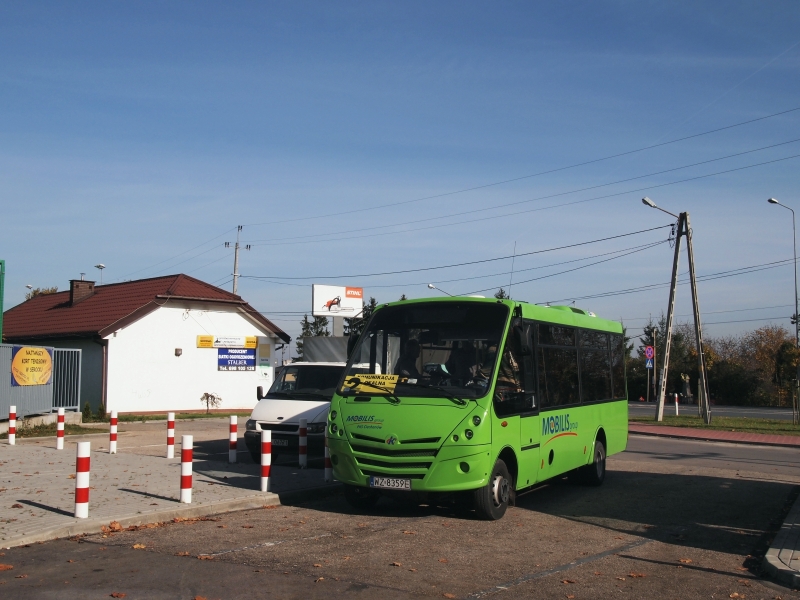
217,348 -> 255,371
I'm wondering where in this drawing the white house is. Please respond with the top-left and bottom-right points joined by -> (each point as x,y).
2,275 -> 290,414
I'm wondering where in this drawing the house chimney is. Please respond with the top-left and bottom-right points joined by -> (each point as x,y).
70,279 -> 95,306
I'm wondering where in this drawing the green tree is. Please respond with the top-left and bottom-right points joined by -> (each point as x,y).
399,294 -> 407,301
344,297 -> 378,337
295,314 -> 330,360
25,286 -> 58,300
494,288 -> 509,299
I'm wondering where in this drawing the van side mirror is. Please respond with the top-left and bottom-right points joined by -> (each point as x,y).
256,386 -> 264,400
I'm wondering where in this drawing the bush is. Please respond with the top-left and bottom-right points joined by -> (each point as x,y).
82,402 -> 92,421
95,401 -> 107,422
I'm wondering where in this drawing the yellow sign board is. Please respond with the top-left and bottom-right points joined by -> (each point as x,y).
11,346 -> 53,386
196,335 -> 257,349
343,374 -> 404,393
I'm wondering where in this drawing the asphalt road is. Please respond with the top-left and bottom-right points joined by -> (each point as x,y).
3,435 -> 799,599
629,401 -> 796,420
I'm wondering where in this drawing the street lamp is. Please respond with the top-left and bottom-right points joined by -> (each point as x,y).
94,263 -> 105,285
641,197 -> 679,219
767,198 -> 799,347
427,283 -> 454,297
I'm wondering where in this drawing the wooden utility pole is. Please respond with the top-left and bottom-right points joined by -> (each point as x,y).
650,209 -> 711,424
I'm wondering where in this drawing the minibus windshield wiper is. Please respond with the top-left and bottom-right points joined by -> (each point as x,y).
340,378 -> 401,405
398,381 -> 467,406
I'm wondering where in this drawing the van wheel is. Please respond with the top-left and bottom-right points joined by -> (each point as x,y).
343,484 -> 380,510
581,439 -> 606,486
473,459 -> 512,520
249,450 -> 261,464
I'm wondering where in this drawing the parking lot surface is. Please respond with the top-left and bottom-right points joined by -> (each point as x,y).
3,435 -> 799,599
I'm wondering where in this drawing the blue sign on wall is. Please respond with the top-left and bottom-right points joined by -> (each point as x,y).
218,348 -> 256,371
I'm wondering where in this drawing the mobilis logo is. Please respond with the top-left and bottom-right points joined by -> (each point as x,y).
346,415 -> 376,423
542,414 -> 576,436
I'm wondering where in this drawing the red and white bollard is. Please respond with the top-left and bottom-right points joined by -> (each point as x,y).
228,415 -> 237,463
56,407 -> 65,450
109,410 -> 118,454
8,405 -> 16,445
298,418 -> 307,469
180,435 -> 193,503
260,430 -> 271,492
675,393 -> 680,416
74,441 -> 91,518
166,412 -> 175,459
324,426 -> 333,483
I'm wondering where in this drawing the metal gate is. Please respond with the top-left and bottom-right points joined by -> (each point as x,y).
0,344 -> 82,419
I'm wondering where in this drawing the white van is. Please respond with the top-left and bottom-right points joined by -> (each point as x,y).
244,362 -> 347,462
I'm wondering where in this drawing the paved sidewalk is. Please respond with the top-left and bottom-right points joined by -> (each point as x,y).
629,422 -> 800,448
0,418 -> 337,548
763,493 -> 800,588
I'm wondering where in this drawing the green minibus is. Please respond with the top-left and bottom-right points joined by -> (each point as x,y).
327,297 -> 627,520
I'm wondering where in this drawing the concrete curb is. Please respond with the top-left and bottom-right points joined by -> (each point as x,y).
762,492 -> 800,589
629,428 -> 800,449
2,483 -> 342,549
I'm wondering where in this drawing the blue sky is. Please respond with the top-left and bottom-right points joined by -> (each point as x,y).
2,2 -> 799,349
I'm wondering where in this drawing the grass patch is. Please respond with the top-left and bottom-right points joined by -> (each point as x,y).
0,423 -> 106,440
115,411 -> 252,423
630,414 -> 800,437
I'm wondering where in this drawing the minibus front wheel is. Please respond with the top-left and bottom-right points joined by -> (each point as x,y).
473,459 -> 511,520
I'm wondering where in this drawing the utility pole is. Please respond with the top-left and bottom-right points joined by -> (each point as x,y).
225,226 -> 250,295
652,212 -> 711,424
0,260 -> 5,341
641,198 -> 711,424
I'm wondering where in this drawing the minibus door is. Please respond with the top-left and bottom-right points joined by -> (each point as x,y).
517,319 -> 540,490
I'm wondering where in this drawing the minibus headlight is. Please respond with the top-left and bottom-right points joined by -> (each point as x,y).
464,429 -> 474,440
330,410 -> 337,420
330,423 -> 338,434
472,415 -> 481,426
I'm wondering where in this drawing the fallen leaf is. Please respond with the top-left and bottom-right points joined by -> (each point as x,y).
108,521 -> 122,532
679,558 -> 692,564
132,544 -> 146,549
242,525 -> 254,529
730,594 -> 743,599
254,569 -> 264,573
390,562 -> 402,567
110,594 -> 127,598
67,560 -> 74,563
197,555 -> 214,560
10,504 -> 22,509
15,574 -> 28,579
0,565 -> 12,571
736,567 -> 748,571
567,596 -> 575,599
443,594 -> 456,599
561,579 -> 575,584
174,552 -> 190,557
403,530 -> 416,535
193,597 -> 208,600
343,556 -> 351,560
408,568 -> 417,572
629,572 -> 646,578
313,564 -> 323,568
616,577 -> 626,581
438,558 -> 449,563
315,577 -> 324,583
594,571 -> 602,576
67,474 -> 75,479
217,525 -> 227,529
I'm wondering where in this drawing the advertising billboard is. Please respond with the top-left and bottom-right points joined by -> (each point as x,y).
11,346 -> 53,386
312,284 -> 363,318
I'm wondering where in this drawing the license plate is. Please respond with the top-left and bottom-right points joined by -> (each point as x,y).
369,476 -> 411,490
272,438 -> 289,447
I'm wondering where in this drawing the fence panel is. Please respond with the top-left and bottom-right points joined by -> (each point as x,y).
0,344 -> 81,419
53,348 -> 82,411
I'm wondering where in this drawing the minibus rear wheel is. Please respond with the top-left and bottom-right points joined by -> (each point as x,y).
581,439 -> 606,486
343,484 -> 380,510
473,459 -> 511,520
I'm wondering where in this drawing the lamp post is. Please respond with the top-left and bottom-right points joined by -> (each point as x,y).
641,197 -> 711,424
767,198 -> 799,423
427,283 -> 454,297
767,199 -> 799,345
94,264 -> 105,285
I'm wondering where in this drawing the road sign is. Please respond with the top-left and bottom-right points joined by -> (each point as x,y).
645,358 -> 654,369
645,345 -> 655,360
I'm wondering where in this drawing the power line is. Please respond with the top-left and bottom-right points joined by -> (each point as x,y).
626,315 -> 790,331
241,225 -> 671,280
623,303 -> 794,322
242,151 -> 800,248
241,106 -> 800,228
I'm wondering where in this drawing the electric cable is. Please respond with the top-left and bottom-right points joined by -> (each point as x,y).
241,106 -> 800,228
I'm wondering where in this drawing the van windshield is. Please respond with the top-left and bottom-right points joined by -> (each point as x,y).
268,365 -> 345,400
342,301 -> 510,399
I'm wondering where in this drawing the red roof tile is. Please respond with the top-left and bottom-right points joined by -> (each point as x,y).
2,274 -> 289,342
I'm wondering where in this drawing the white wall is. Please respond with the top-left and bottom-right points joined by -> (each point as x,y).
105,305 -> 278,413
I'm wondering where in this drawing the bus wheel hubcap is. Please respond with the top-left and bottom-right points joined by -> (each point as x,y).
492,475 -> 509,506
